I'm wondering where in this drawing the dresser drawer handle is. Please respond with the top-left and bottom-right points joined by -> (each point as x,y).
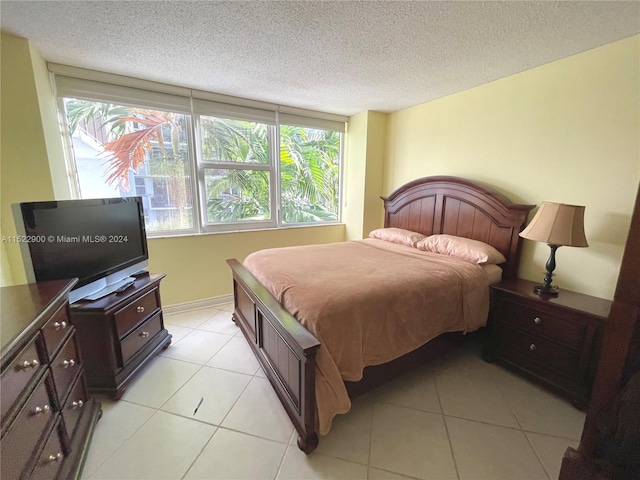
533,317 -> 542,325
137,306 -> 145,313
47,452 -> 63,462
71,400 -> 84,409
53,321 -> 67,330
141,331 -> 150,338
529,343 -> 537,351
19,359 -> 39,370
62,359 -> 76,368
33,405 -> 51,415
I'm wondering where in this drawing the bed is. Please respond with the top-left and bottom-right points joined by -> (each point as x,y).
226,176 -> 534,453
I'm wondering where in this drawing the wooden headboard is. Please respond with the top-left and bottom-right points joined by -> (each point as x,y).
382,176 -> 534,280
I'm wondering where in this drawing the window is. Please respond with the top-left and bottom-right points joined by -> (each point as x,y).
62,99 -> 194,233
54,68 -> 346,236
280,125 -> 340,224
199,116 -> 274,227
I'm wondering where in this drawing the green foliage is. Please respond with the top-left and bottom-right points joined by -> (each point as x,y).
204,120 -> 340,224
64,99 -> 129,139
64,98 -> 341,226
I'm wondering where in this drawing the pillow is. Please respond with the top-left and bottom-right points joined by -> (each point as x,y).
368,227 -> 426,247
415,234 -> 507,264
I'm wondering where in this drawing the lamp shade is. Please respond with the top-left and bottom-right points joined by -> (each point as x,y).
520,202 -> 588,247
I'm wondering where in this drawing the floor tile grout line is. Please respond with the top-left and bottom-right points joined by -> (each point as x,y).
489,371 -> 526,432
274,444 -> 291,480
180,424 -> 220,480
214,369 -> 259,430
522,430 -> 554,480
433,372 -> 461,480
367,465 -> 425,480
160,330 -> 236,365
84,310 -> 238,478
87,333 -> 577,479
365,397 -> 375,477
83,407 -> 162,478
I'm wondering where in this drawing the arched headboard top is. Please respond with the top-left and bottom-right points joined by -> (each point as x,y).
382,176 -> 535,280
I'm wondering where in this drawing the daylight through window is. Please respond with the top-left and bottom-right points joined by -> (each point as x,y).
54,70 -> 345,236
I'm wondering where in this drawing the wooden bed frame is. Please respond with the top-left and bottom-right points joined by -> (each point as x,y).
227,176 -> 534,453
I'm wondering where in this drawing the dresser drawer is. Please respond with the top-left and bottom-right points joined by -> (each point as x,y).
500,299 -> 586,349
61,374 -> 89,439
50,335 -> 81,404
30,419 -> 65,480
41,303 -> 73,359
495,326 -> 580,379
114,288 -> 160,338
120,312 -> 163,366
0,373 -> 55,480
1,336 -> 43,424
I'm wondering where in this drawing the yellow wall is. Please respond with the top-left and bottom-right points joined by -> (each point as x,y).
343,111 -> 368,240
148,225 -> 344,305
1,33 -> 58,285
343,110 -> 387,240
384,36 -> 640,299
5,32 -> 638,304
29,42 -> 73,200
0,34 -> 346,302
362,111 -> 387,235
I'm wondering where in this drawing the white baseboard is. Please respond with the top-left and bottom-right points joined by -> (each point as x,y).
163,294 -> 234,315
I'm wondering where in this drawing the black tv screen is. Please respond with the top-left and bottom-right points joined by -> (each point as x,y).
13,197 -> 148,302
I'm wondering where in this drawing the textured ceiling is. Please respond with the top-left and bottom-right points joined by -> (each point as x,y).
2,1 -> 639,116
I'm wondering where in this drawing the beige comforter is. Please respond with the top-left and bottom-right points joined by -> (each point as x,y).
243,238 -> 490,435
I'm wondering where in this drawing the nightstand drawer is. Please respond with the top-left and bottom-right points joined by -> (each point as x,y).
119,312 -> 163,366
500,298 -> 586,349
114,287 -> 160,339
495,326 -> 580,379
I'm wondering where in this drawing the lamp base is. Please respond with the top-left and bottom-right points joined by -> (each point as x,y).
534,284 -> 559,296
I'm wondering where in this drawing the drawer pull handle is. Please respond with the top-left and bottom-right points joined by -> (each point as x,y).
533,317 -> 542,325
62,359 -> 76,368
53,321 -> 67,330
34,405 -> 50,415
529,343 -> 537,351
20,359 -> 39,370
47,453 -> 63,462
141,331 -> 150,338
137,306 -> 145,313
71,400 -> 84,409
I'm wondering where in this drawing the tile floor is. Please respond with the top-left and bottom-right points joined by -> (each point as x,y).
81,304 -> 583,480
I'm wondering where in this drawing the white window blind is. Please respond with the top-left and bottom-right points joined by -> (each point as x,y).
54,75 -> 192,113
192,99 -> 276,125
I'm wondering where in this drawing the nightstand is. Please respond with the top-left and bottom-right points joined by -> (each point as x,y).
484,278 -> 612,407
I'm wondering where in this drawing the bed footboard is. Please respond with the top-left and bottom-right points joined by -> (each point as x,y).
226,259 -> 321,453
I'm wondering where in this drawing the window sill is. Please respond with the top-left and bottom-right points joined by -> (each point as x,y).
147,222 -> 344,240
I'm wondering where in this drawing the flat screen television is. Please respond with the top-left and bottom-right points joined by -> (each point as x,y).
13,197 -> 148,303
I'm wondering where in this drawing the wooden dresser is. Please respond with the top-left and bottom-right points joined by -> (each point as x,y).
70,273 -> 171,399
560,185 -> 640,479
1,279 -> 101,480
486,278 -> 611,407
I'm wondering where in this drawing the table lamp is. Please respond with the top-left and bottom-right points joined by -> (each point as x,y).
519,202 -> 588,296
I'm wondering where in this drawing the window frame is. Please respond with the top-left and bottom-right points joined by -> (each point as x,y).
50,65 -> 347,237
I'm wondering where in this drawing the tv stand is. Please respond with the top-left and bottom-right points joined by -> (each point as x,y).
70,273 -> 171,399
